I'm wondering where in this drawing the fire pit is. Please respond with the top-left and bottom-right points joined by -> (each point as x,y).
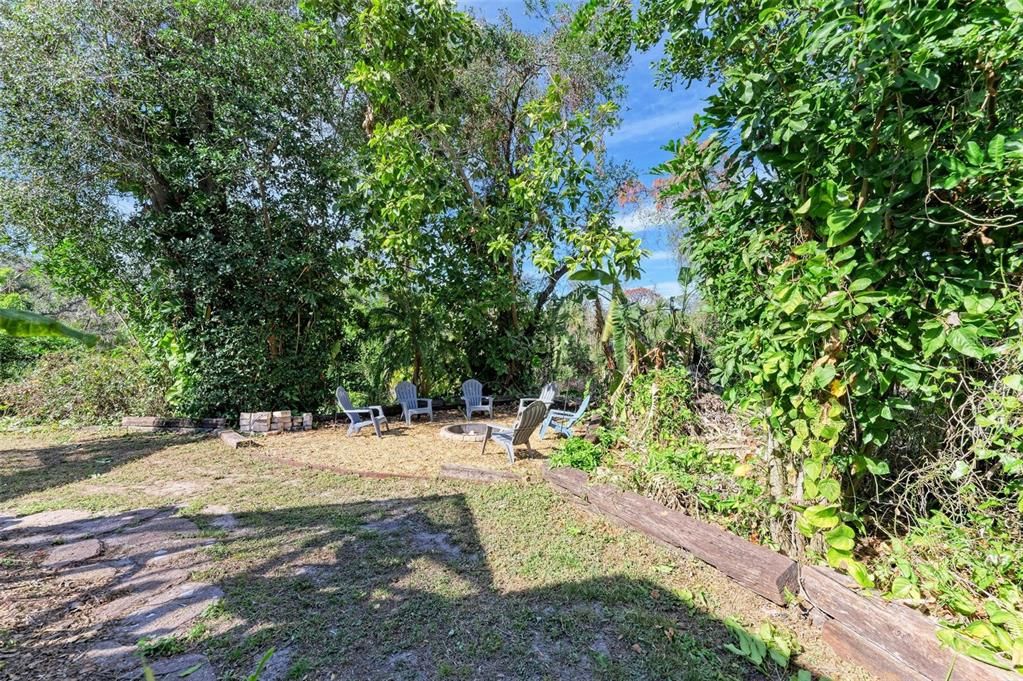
439,423 -> 490,442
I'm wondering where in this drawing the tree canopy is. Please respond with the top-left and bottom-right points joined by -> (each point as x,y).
0,0 -> 639,411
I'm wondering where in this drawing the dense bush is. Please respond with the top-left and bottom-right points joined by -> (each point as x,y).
0,349 -> 169,425
612,364 -> 697,444
582,0 -> 1023,669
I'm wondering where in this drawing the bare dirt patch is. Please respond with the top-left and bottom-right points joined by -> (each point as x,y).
250,408 -> 560,479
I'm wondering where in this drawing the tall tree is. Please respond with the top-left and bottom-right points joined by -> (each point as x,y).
0,0 -> 366,414
329,0 -> 643,391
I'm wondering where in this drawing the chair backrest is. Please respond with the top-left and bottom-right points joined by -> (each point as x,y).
539,382 -> 558,406
573,393 -> 591,418
394,381 -> 418,407
336,387 -> 362,422
461,379 -> 483,407
512,399 -> 548,445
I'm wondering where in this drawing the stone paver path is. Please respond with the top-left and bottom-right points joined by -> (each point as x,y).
0,506 -> 236,679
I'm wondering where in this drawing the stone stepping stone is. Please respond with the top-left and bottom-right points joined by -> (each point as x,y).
66,508 -> 163,539
83,639 -> 138,673
203,505 -> 240,531
258,646 -> 295,681
41,538 -> 102,567
102,516 -> 201,553
124,538 -> 215,568
95,571 -> 194,620
150,653 -> 217,681
1,509 -> 92,533
56,562 -> 123,586
117,584 -> 224,639
1,508 -> 163,548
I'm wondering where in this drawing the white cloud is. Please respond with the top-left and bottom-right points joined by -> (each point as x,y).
645,249 -> 676,262
609,106 -> 703,145
648,280 -> 684,297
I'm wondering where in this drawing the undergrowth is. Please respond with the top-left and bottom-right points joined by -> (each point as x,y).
558,361 -> 1023,672
0,347 -> 170,425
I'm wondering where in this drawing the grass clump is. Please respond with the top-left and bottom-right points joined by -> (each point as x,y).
549,437 -> 603,472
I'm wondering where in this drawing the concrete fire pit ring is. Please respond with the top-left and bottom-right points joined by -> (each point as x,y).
439,423 -> 490,442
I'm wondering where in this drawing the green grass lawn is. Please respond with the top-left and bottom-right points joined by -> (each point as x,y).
0,429 -> 869,680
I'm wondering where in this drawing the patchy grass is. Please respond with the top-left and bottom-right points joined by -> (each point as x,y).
0,428 -> 870,680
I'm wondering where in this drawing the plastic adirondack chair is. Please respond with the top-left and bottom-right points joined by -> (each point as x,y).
461,379 -> 494,420
395,381 -> 433,425
539,393 -> 591,439
336,387 -> 388,438
481,399 -> 548,464
518,381 -> 557,414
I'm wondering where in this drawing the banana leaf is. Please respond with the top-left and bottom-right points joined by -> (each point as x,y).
0,308 -> 98,346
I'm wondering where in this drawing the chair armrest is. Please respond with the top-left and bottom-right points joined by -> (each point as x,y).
489,425 -> 513,436
418,398 -> 433,408
518,397 -> 538,410
482,396 -> 494,406
548,409 -> 574,418
344,408 -> 372,417
368,405 -> 385,418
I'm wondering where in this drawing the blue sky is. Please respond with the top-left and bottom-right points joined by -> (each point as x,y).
461,0 -> 713,298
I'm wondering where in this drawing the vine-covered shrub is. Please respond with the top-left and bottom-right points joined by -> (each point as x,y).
631,441 -> 765,539
0,349 -> 169,424
582,0 -> 1023,668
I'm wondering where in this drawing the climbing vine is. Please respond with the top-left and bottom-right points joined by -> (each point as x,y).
579,0 -> 1023,587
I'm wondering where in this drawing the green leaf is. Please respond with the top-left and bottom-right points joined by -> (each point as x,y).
569,268 -> 604,282
891,576 -> 921,600
794,197 -> 812,215
826,209 -> 861,247
1007,0 -> 1023,14
740,80 -> 754,104
848,277 -> 871,292
0,308 -> 97,346
812,365 -> 836,389
937,629 -> 1014,669
845,559 -> 876,589
965,141 -> 984,166
921,325 -> 946,358
826,208 -> 856,232
947,327 -> 988,360
1002,374 -> 1023,392
950,460 -> 971,481
818,479 -> 841,503
907,67 -> 940,90
988,134 -> 1006,167
804,504 -> 840,529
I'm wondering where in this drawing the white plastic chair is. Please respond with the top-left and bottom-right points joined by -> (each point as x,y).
336,387 -> 388,438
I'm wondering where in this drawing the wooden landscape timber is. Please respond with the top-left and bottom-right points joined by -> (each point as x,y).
541,464 -> 1021,681
437,463 -> 522,484
217,429 -> 256,450
802,566 -> 1019,681
121,417 -> 227,432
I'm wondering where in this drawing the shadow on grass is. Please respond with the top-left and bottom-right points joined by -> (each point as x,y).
0,433 -> 199,504
190,496 -> 810,681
